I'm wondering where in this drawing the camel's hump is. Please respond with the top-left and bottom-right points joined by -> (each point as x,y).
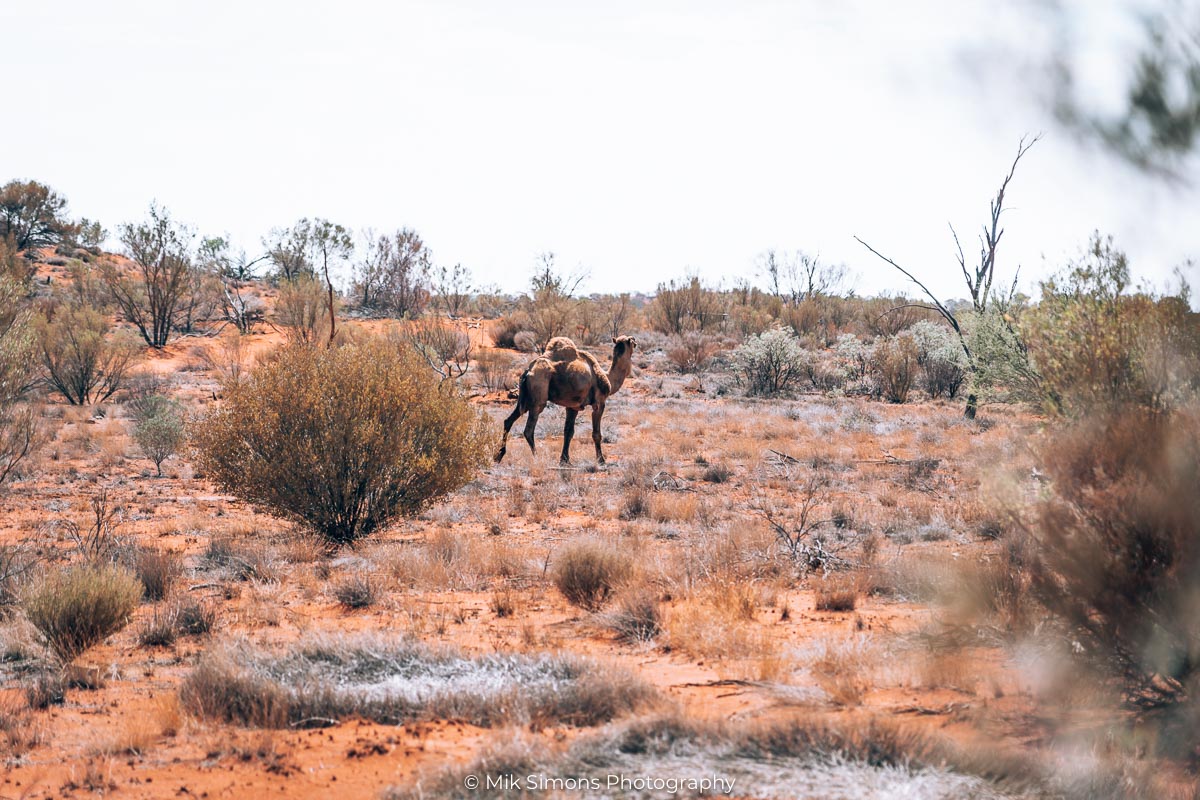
543,336 -> 580,362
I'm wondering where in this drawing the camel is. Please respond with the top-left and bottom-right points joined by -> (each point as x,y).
495,335 -> 637,465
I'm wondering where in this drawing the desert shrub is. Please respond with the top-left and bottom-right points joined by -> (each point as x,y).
618,487 -> 649,520
647,276 -> 725,335
513,330 -> 537,352
862,296 -> 938,336
193,338 -> 492,544
121,370 -> 171,419
21,563 -> 141,663
1024,234 -> 1199,416
406,318 -> 471,382
552,540 -> 633,611
1027,409 -> 1200,733
275,275 -> 331,345
833,333 -> 873,388
967,306 -> 1044,405
35,300 -> 140,405
61,489 -> 126,563
474,348 -> 518,393
872,331 -> 919,403
814,575 -> 859,611
732,327 -> 811,397
0,543 -> 39,612
486,312 -> 531,350
665,332 -> 723,373
132,397 -> 185,476
909,320 -> 967,398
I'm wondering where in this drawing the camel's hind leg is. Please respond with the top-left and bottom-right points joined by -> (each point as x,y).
560,408 -> 578,465
495,403 -> 524,463
522,402 -> 545,455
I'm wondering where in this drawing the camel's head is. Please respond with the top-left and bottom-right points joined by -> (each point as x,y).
612,335 -> 637,359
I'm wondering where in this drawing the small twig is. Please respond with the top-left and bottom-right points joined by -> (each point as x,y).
767,449 -> 803,465
290,717 -> 339,729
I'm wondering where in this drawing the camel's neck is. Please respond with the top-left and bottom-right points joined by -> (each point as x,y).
606,351 -> 633,395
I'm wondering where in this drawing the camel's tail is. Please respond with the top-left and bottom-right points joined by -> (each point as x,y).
516,368 -> 532,414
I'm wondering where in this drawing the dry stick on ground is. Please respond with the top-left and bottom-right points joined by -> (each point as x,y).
855,134 -> 1040,419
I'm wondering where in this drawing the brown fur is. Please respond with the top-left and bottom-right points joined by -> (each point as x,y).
495,336 -> 637,466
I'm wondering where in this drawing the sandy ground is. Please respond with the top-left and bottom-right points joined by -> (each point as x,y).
0,308 -> 1049,799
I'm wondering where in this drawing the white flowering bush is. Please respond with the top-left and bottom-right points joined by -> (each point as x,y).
908,321 -> 968,398
732,327 -> 812,397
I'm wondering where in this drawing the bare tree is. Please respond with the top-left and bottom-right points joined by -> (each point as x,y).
263,221 -> 313,282
104,204 -> 195,348
855,135 -> 1040,418
308,220 -> 353,345
604,293 -> 633,338
355,228 -> 431,317
197,237 -> 268,334
432,262 -> 473,319
758,249 -> 849,303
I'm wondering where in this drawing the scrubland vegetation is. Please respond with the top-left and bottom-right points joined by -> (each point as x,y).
0,173 -> 1197,799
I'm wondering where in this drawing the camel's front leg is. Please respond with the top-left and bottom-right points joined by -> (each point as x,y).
561,408 -> 578,465
591,403 -> 606,465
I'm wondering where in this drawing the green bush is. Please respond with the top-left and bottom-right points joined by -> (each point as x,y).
131,397 -> 185,476
21,563 -> 142,663
192,338 -> 492,545
1024,234 -> 1199,416
0,269 -> 41,491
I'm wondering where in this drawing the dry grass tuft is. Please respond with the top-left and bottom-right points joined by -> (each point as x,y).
814,574 -> 860,612
21,563 -> 141,663
552,539 -> 633,612
179,634 -> 657,729
129,546 -> 182,601
332,572 -> 378,610
605,585 -> 663,643
809,638 -> 874,706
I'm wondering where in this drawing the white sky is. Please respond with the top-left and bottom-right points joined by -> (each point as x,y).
2,1 -> 1196,299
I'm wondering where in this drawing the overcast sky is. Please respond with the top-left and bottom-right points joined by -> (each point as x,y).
2,1 -> 1196,298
